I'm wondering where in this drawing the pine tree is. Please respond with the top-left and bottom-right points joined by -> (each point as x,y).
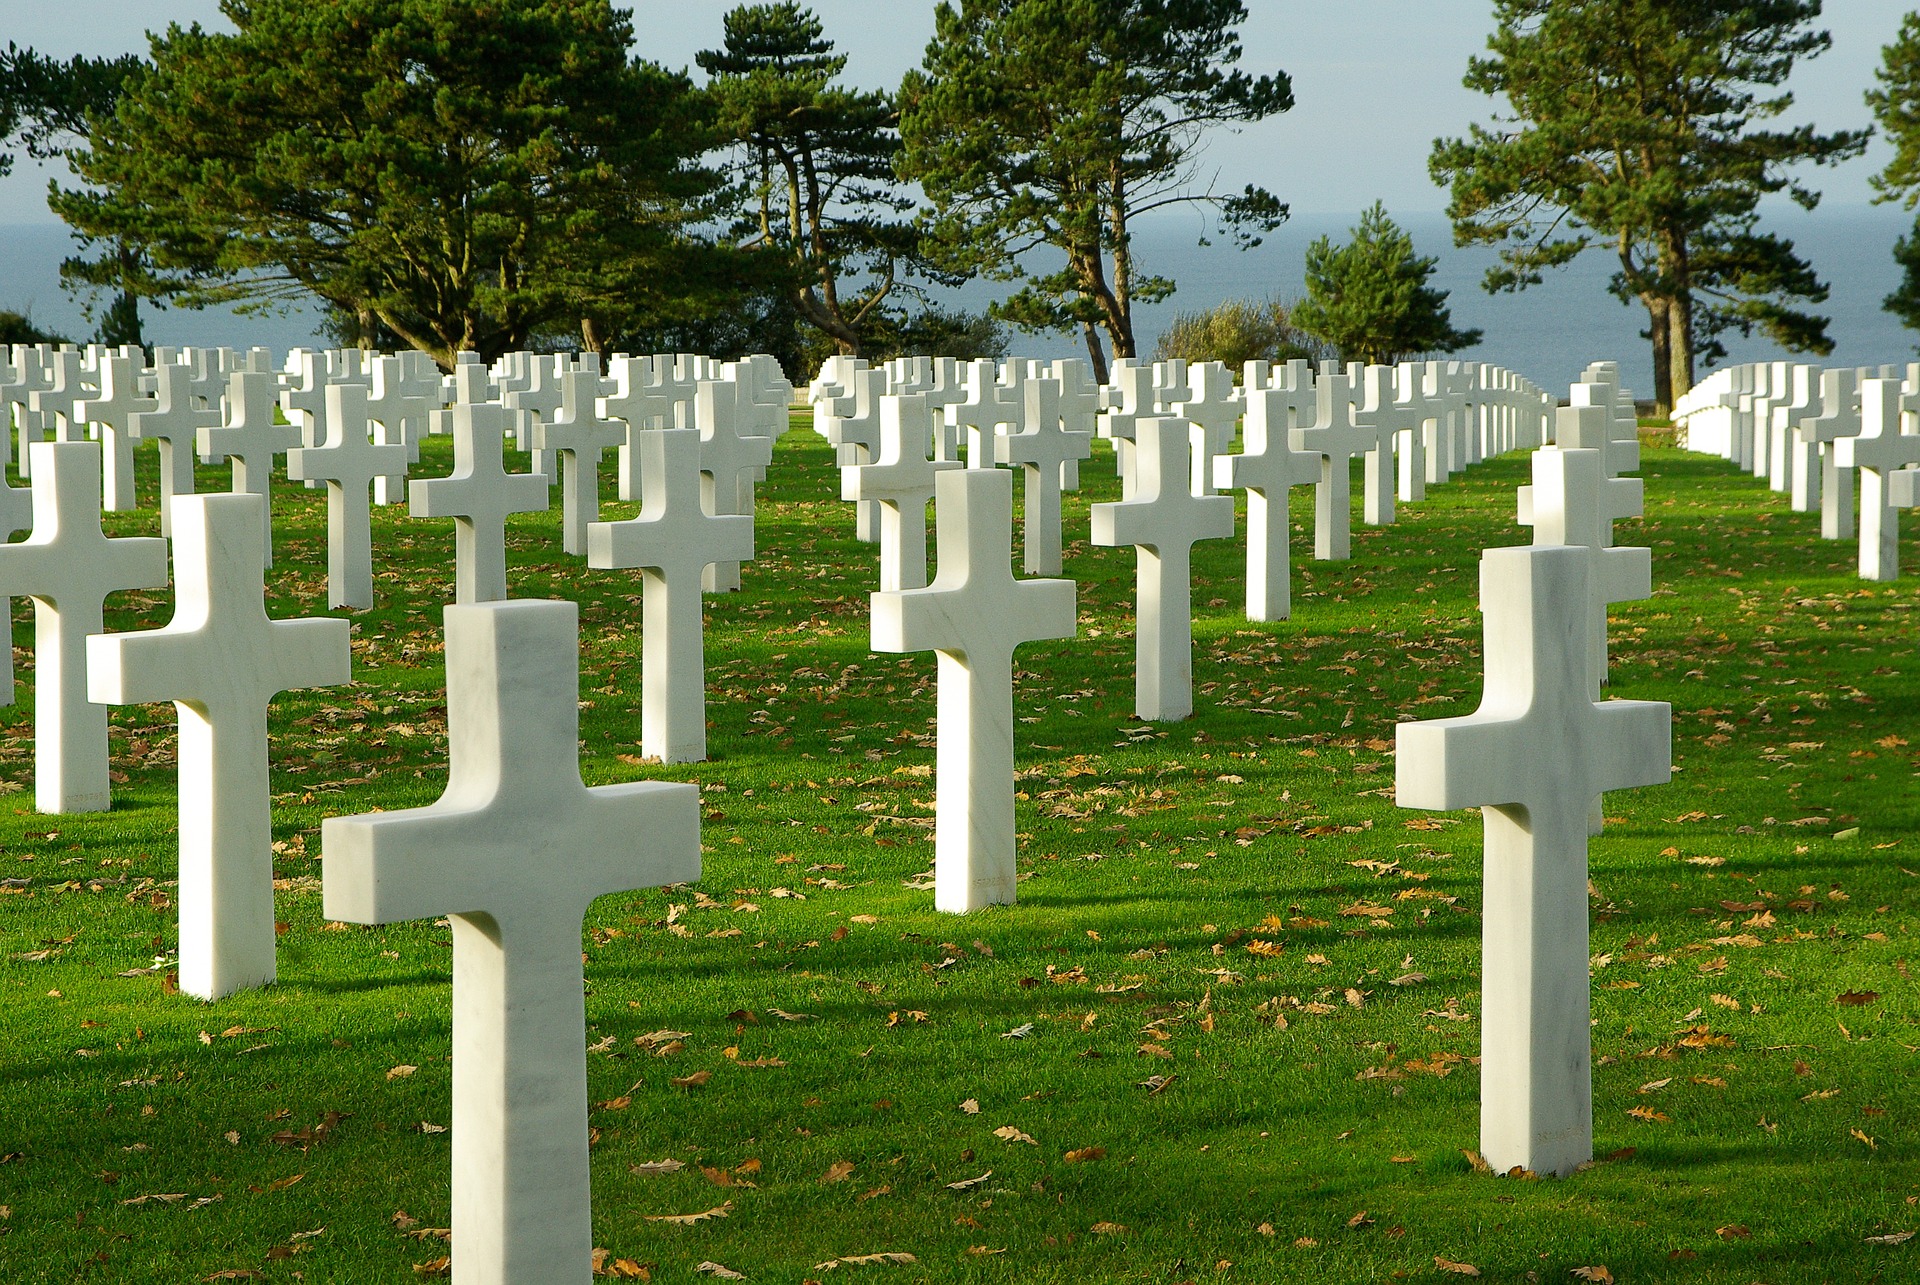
1292,204 -> 1481,367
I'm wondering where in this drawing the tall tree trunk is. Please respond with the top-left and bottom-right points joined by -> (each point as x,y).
1666,290 -> 1694,414
1081,319 -> 1109,384
580,316 -> 607,359
1643,295 -> 1673,416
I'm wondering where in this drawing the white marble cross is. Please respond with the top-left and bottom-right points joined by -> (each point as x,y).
695,375 -> 775,593
201,371 -> 300,569
1836,378 -> 1920,581
0,442 -> 168,811
1099,359 -> 1163,484
286,383 -> 408,610
846,393 -> 961,591
1048,358 -> 1101,490
1170,361 -> 1242,495
587,428 -> 751,763
1290,367 -> 1374,561
996,376 -> 1094,576
537,368 -> 624,557
1791,367 -> 1860,539
72,352 -> 155,513
1352,364 -> 1415,523
949,359 -> 1022,472
1214,386 -> 1318,621
871,467 -> 1075,912
819,365 -> 889,541
1519,446 -> 1650,696
412,396 -> 550,603
25,347 -> 88,462
323,598 -> 698,1285
126,363 -> 219,537
1092,417 -> 1234,721
602,355 -> 684,501
88,493 -> 349,998
279,350 -> 332,449
505,355 -> 567,482
367,354 -> 434,504
1397,543 -> 1670,1177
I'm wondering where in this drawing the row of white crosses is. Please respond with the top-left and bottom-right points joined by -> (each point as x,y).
1675,359 -> 1920,579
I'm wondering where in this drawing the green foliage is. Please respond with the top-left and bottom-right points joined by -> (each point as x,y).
1868,12 -> 1920,208
1291,205 -> 1481,366
1151,294 -> 1333,370
54,0 -> 725,367
898,0 -> 1291,378
699,4 -> 936,359
3,433 -> 1918,1280
1884,211 -> 1920,342
0,43 -> 152,346
1430,0 -> 1866,412
0,308 -> 72,346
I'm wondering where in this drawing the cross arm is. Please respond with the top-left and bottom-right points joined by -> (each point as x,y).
322,780 -> 698,927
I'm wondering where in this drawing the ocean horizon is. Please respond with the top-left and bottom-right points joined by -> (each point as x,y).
2,203 -> 1914,397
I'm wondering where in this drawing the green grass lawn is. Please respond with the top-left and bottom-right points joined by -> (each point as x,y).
2,417 -> 1916,1283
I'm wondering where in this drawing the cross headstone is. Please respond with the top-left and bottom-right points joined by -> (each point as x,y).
1291,366 -> 1374,561
411,395 -> 550,603
286,383 -> 408,610
26,347 -> 89,464
1764,363 -> 1817,490
694,374 -> 775,593
279,349 -> 332,449
323,598 -> 698,1285
604,356 -> 698,501
505,354 -> 567,482
846,394 -> 961,591
996,375 -> 1094,576
871,467 -> 1075,911
587,428 -> 751,763
126,363 -> 219,537
1398,543 -> 1670,1177
949,359 -> 1021,473
1091,417 -> 1234,721
1049,358 -> 1101,489
71,352 -> 156,513
201,371 -> 300,568
1099,359 -> 1163,484
88,494 -> 349,998
1170,361 -> 1242,495
1351,364 -> 1412,525
1520,445 -> 1650,702
1214,386 -> 1318,622
1836,378 -> 1920,581
0,442 -> 168,811
367,354 -> 433,505
1791,367 -> 1860,540
537,368 -> 624,557
818,365 -> 889,541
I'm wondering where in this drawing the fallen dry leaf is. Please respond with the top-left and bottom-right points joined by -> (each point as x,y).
694,1263 -> 745,1280
945,1171 -> 991,1191
814,1252 -> 917,1269
1434,1257 -> 1481,1276
670,1071 -> 712,1089
1089,1222 -> 1129,1235
1865,1230 -> 1915,1245
387,1065 -> 417,1081
1063,1147 -> 1106,1163
643,1201 -> 732,1225
1837,991 -> 1881,1006
992,1126 -> 1037,1146
1853,1128 -> 1879,1151
958,1098 -> 980,1115
818,1160 -> 856,1184
1570,1268 -> 1614,1283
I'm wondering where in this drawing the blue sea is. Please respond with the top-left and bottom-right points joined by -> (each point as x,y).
2,203 -> 1913,396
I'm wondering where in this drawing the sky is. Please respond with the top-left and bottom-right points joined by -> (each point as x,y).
1,0 -> 1912,224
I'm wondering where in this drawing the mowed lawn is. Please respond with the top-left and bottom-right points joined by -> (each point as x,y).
1,414 -> 1917,1283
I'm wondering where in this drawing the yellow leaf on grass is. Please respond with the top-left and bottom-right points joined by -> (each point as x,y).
993,1126 -> 1037,1146
1571,1268 -> 1614,1283
818,1160 -> 856,1184
814,1252 -> 917,1269
1063,1147 -> 1107,1163
387,1065 -> 417,1080
1853,1128 -> 1878,1151
1089,1222 -> 1129,1235
1434,1257 -> 1481,1276
643,1201 -> 732,1224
